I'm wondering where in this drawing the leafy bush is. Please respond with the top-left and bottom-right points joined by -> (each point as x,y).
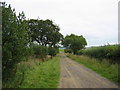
33,45 -> 48,59
64,49 -> 72,53
25,47 -> 34,58
2,2 -> 63,85
76,49 -> 84,55
2,3 -> 29,81
82,45 -> 120,64
48,47 -> 59,56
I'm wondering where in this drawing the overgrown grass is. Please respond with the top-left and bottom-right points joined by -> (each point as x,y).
3,55 -> 60,88
66,54 -> 119,85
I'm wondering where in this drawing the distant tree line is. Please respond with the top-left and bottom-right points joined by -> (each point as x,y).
1,2 -> 63,82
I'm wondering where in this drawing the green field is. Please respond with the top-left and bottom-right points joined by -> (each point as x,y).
66,53 -> 119,85
3,55 -> 60,88
59,49 -> 64,53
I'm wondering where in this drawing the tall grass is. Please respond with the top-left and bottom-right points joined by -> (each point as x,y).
3,55 -> 60,88
67,54 -> 119,85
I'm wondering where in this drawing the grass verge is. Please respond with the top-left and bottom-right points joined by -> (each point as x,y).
66,53 -> 119,85
3,55 -> 60,88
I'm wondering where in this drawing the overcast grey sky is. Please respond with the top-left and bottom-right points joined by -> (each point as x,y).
3,0 -> 119,47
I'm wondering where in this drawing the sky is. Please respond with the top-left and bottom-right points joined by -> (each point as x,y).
2,0 -> 119,47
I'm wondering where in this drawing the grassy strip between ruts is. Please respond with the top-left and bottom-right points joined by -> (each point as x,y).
3,55 -> 60,88
66,53 -> 119,85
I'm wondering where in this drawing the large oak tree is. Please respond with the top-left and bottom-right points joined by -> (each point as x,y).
27,19 -> 63,48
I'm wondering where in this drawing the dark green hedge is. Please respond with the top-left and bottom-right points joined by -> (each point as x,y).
64,49 -> 72,53
77,45 -> 120,64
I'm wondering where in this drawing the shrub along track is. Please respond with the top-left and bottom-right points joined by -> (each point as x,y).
58,53 -> 118,88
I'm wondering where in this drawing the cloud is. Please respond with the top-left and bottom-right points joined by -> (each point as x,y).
4,0 -> 119,46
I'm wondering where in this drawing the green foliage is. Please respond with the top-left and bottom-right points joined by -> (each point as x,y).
64,49 -> 72,53
81,45 -> 120,64
25,47 -> 34,57
2,2 -> 63,87
62,34 -> 87,54
67,54 -> 119,85
2,3 -> 29,81
48,47 -> 59,56
27,19 -> 63,47
33,45 -> 48,59
2,2 -> 63,81
76,49 -> 84,55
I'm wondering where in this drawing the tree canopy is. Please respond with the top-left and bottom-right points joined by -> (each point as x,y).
2,2 -> 87,85
2,2 -> 29,81
27,19 -> 63,48
62,34 -> 87,54
2,2 -> 63,82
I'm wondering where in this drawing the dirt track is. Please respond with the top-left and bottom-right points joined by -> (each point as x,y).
58,53 -> 118,88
